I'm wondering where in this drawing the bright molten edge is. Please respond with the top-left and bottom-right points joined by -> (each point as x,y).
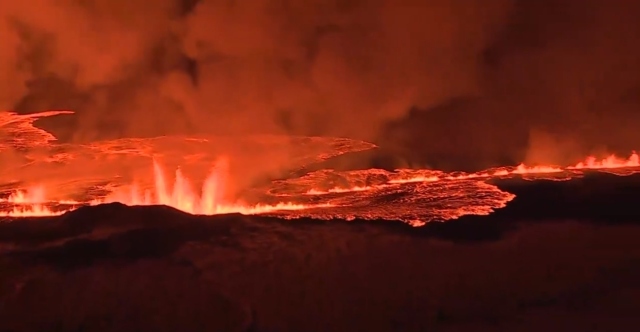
2,111 -> 640,226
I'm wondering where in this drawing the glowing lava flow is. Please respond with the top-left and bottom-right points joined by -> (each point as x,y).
92,160 -> 329,215
3,150 -> 640,222
301,152 -> 640,195
0,187 -> 46,203
0,187 -> 62,217
305,186 -> 374,195
304,163 -> 566,195
0,205 -> 64,217
569,151 -> 640,169
1,160 -> 331,218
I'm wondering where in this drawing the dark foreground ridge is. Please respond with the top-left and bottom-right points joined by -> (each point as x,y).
2,171 -> 640,331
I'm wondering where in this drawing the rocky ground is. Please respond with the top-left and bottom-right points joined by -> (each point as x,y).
1,172 -> 640,331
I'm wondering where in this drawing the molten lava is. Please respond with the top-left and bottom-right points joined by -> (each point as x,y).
1,160 -> 331,218
93,159 -> 330,215
3,110 -> 640,225
0,187 -> 46,204
569,151 -> 640,169
0,186 -> 61,217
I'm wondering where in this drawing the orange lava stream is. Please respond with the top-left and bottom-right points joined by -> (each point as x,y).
0,187 -> 46,204
92,160 -> 332,215
0,187 -> 62,217
1,160 -> 330,218
568,151 -> 639,169
512,164 -> 563,174
3,151 -> 640,220
303,152 -> 639,195
0,205 -> 65,217
304,185 -> 374,195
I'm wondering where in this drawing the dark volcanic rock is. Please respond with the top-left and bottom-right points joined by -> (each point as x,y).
2,173 -> 640,331
0,262 -> 252,332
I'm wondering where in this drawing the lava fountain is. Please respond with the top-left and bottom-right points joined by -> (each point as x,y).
3,111 -> 640,225
94,159 -> 328,215
1,159 -> 331,218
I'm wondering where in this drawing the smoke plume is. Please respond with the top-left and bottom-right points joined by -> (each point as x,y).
380,0 -> 640,170
489,0 -> 640,165
3,0 -> 640,171
1,0 -> 511,143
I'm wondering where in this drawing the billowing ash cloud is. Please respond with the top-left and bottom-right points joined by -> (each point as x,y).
0,0 -> 512,143
380,0 -> 640,170
3,0 -> 639,171
487,0 -> 640,165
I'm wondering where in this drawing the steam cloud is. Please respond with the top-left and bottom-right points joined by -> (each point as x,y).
0,0 -> 510,142
2,0 -> 640,168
